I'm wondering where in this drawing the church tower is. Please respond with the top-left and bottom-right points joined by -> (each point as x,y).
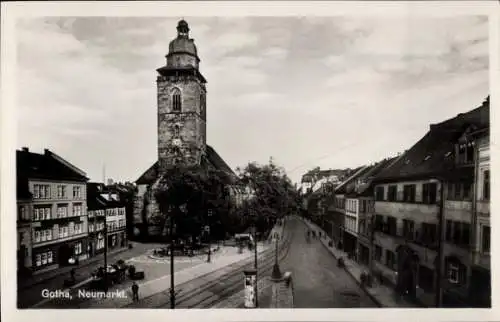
157,20 -> 207,173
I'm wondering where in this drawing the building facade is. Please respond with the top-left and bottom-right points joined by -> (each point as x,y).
469,130 -> 490,307
87,182 -> 128,257
17,148 -> 88,274
371,97 -> 489,307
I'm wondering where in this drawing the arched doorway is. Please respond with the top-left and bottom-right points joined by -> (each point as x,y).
396,245 -> 419,297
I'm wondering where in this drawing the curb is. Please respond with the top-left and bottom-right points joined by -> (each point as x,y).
299,218 -> 383,308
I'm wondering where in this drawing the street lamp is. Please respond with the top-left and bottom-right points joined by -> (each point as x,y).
207,209 -> 213,263
169,203 -> 186,309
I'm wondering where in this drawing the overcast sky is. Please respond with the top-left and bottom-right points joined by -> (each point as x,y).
16,16 -> 489,183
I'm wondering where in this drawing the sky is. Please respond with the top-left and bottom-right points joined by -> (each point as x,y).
16,16 -> 489,184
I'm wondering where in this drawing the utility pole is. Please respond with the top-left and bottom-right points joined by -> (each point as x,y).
207,209 -> 212,263
170,205 -> 176,309
104,223 -> 108,292
252,207 -> 259,308
435,179 -> 445,308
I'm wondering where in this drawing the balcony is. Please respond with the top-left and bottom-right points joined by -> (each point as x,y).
375,202 -> 438,223
32,232 -> 87,248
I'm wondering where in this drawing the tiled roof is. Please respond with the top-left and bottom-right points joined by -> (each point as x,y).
375,97 -> 490,182
135,145 -> 237,185
335,166 -> 370,194
345,156 -> 401,197
17,149 -> 88,182
87,182 -> 125,210
205,145 -> 238,183
87,182 -> 106,210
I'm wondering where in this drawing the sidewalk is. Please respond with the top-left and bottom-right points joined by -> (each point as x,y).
299,217 -> 421,308
32,223 -> 287,309
78,241 -> 273,308
20,242 -> 163,308
18,246 -> 129,291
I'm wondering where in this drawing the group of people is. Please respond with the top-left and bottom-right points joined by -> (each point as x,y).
306,229 -> 318,242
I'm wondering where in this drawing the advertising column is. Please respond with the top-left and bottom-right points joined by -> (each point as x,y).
243,269 -> 257,308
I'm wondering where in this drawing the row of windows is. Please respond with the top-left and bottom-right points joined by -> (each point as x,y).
374,215 -> 438,246
35,251 -> 53,267
375,170 -> 489,203
376,183 -> 437,204
107,220 -> 126,232
170,88 -> 206,116
33,204 -> 83,221
33,222 -> 85,243
34,185 -> 83,200
447,182 -> 472,201
88,222 -> 105,232
373,246 -> 464,288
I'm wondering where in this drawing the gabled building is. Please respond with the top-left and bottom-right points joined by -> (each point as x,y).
17,148 -> 89,274
371,97 -> 489,307
87,182 -> 128,257
342,157 -> 401,267
323,166 -> 367,249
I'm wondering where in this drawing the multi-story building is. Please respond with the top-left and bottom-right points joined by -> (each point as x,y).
372,98 -> 489,307
326,166 -> 366,250
103,193 -> 127,250
17,148 -> 88,274
344,157 -> 400,267
86,183 -> 107,257
87,182 -> 128,255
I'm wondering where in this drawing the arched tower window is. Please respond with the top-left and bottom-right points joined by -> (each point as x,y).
172,88 -> 182,112
174,125 -> 180,137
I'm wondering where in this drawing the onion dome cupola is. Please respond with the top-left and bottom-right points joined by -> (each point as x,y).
166,19 -> 200,70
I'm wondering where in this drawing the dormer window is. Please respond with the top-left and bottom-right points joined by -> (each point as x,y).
457,141 -> 475,164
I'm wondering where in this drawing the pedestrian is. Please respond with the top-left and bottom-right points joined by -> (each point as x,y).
132,281 -> 139,302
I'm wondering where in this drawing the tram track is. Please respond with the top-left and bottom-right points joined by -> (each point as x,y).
125,221 -> 293,309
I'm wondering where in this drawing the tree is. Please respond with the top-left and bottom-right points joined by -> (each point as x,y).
237,158 -> 300,235
154,165 -> 232,242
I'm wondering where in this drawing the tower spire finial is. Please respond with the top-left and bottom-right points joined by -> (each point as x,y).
177,18 -> 189,38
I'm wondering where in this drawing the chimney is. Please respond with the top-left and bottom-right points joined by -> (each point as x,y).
44,149 -> 50,155
21,147 -> 29,152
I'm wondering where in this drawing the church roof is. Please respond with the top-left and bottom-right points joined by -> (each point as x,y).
135,145 -> 237,185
